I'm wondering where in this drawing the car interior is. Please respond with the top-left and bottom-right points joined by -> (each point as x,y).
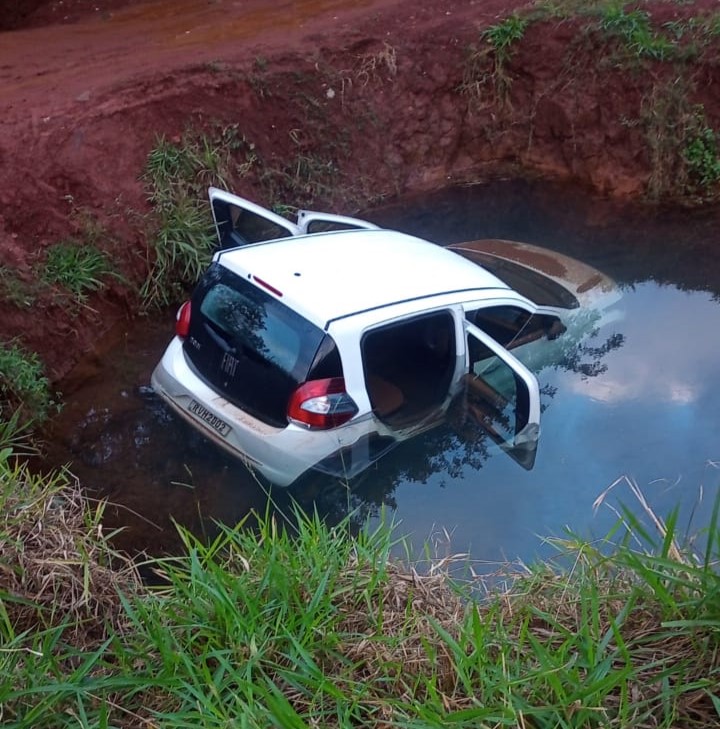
362,311 -> 456,427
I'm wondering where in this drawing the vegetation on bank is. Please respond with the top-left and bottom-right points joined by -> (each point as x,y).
0,343 -> 56,425
1,418 -> 719,728
0,219 -> 123,424
140,119 -> 346,311
463,0 -> 720,201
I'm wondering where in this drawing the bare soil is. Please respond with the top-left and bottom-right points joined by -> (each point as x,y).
1,0 -> 719,383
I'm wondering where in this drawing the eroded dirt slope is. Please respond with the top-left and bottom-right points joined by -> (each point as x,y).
1,0 -> 719,382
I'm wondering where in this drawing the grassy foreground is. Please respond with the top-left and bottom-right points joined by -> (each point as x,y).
1,424 -> 720,728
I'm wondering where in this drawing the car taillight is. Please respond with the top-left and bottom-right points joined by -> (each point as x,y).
176,301 -> 192,338
287,378 -> 358,429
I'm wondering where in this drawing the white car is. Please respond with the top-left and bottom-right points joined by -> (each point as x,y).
151,188 -> 619,487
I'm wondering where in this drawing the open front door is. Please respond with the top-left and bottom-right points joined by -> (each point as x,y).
296,210 -> 379,235
209,187 -> 301,250
458,321 -> 541,470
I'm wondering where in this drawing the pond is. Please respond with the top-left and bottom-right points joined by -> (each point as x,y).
42,180 -> 720,566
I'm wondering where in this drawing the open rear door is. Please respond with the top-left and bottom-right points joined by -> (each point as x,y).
209,187 -> 301,250
458,321 -> 541,470
296,210 -> 379,235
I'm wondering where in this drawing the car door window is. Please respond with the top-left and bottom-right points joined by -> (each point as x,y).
209,187 -> 299,249
455,322 -> 540,470
467,305 -> 566,359
297,211 -> 379,235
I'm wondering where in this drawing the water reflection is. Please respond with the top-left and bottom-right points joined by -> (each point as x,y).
41,181 -> 720,564
335,280 -> 720,564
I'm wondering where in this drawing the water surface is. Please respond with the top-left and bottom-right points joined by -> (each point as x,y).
43,180 -> 720,564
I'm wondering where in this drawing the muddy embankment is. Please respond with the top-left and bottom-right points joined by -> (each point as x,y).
1,0 -> 719,385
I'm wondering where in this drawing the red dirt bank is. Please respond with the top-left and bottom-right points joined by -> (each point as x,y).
1,0 -> 719,384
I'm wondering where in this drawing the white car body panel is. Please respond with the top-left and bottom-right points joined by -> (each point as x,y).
150,189 -> 622,487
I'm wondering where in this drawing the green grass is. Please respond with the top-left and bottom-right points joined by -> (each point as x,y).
39,240 -> 119,302
141,125 -> 257,308
460,14 -> 530,105
684,107 -> 720,190
529,1 -> 720,61
1,422 -> 720,728
483,14 -> 530,64
599,5 -> 675,60
530,0 -> 615,19
0,341 -> 56,425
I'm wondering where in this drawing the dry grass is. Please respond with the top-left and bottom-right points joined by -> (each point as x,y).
0,460 -> 141,644
355,42 -> 398,86
338,560 -> 463,687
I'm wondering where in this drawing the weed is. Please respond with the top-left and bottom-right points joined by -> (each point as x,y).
0,408 -> 36,457
260,152 -> 339,208
600,5 -> 674,60
247,69 -> 271,99
684,109 -> 720,189
39,240 -> 119,302
1,478 -> 720,727
642,78 -> 693,199
0,341 -> 56,425
140,197 -> 217,307
530,0 -> 614,19
141,125 -> 257,308
484,13 -> 530,63
0,453 -> 139,641
706,13 -> 720,37
461,14 -> 529,106
642,81 -> 720,200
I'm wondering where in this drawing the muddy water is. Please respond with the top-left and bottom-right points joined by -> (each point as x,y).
42,181 -> 720,564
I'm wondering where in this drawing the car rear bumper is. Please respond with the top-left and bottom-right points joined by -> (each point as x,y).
150,337 -> 375,487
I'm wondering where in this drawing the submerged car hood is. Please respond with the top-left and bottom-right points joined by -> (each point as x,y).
448,239 -> 620,312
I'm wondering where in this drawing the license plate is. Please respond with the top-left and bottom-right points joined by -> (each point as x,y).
187,400 -> 231,437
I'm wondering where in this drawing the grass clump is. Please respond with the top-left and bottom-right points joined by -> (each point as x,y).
530,0 -> 615,20
39,240 -> 119,302
484,13 -> 530,64
141,125 -> 257,308
642,82 -> 720,200
114,513 -> 467,727
261,152 -> 340,212
355,41 -> 398,86
461,13 -> 530,106
599,5 -> 674,60
0,458 -> 139,640
684,108 -> 720,190
0,441 -> 143,727
0,341 -> 56,425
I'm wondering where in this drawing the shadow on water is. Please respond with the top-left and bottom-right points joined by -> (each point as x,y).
41,180 -> 720,565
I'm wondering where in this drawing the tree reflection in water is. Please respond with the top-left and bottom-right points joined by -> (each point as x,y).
299,325 -> 625,529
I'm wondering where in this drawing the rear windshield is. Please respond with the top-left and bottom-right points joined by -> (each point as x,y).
184,264 -> 335,427
459,251 -> 579,309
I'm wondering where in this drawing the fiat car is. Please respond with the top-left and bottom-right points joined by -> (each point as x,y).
151,188 -> 619,486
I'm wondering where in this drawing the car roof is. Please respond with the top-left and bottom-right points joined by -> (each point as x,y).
215,228 -> 510,326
